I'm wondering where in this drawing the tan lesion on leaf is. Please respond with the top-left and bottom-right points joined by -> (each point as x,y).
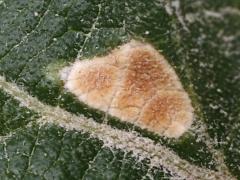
64,58 -> 119,110
127,47 -> 182,92
61,40 -> 194,138
109,44 -> 184,122
138,91 -> 193,137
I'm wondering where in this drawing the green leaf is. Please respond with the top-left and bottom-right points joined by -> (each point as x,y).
0,0 -> 239,179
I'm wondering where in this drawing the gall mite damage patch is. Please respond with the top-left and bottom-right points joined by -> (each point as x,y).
60,40 -> 194,138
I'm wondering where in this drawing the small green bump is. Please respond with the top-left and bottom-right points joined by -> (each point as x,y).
44,59 -> 69,84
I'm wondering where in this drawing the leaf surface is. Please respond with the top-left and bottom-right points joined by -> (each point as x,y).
0,0 -> 240,179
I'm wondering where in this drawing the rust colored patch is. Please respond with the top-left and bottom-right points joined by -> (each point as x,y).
61,40 -> 194,138
63,58 -> 120,110
138,91 -> 193,137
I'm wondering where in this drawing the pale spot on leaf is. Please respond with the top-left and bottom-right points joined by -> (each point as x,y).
60,40 -> 194,138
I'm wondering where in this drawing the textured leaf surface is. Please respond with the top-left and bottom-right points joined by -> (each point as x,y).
0,0 -> 239,179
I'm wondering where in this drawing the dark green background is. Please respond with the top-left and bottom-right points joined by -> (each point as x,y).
0,0 -> 239,179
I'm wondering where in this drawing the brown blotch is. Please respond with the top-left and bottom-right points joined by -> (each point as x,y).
138,91 -> 192,137
61,40 -> 194,138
